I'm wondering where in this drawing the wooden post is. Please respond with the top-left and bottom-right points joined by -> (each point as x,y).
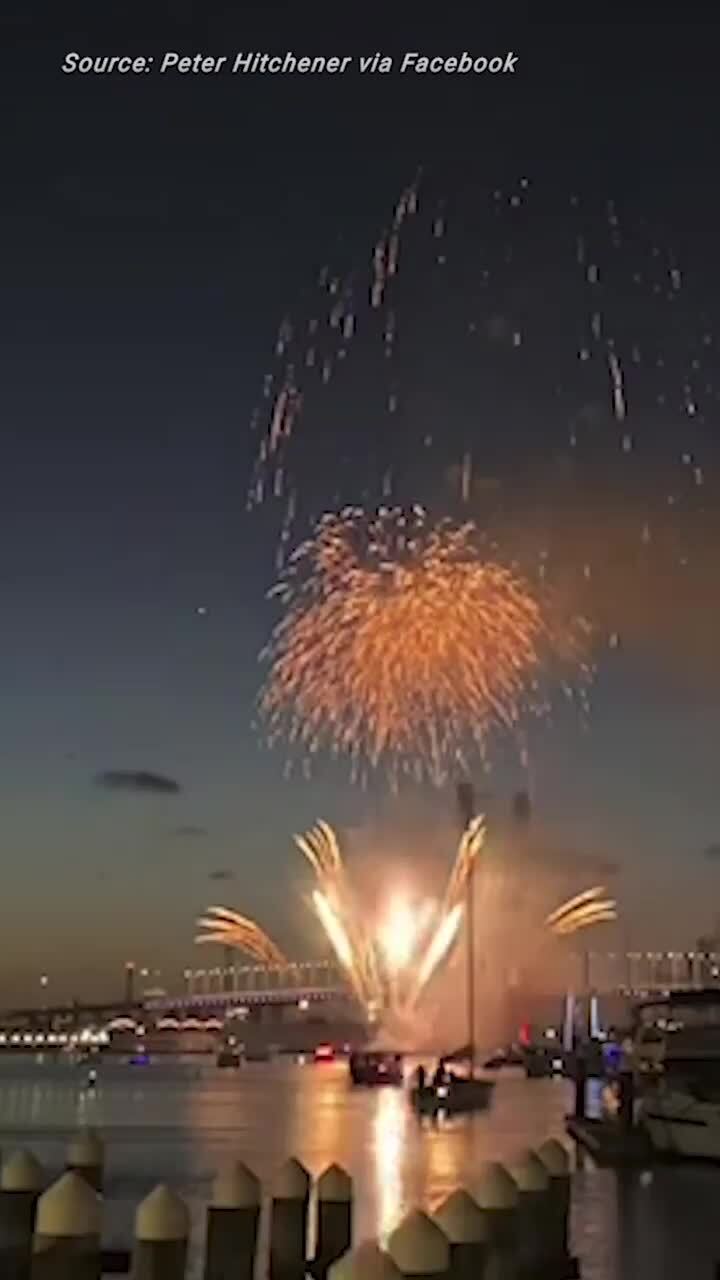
132,1185 -> 189,1280
66,1132 -> 104,1193
474,1162 -> 519,1279
508,1150 -> 551,1273
329,1241 -> 402,1280
204,1161 -> 260,1280
536,1140 -> 574,1274
269,1158 -> 310,1280
387,1210 -> 450,1280
314,1164 -> 353,1278
31,1171 -> 102,1280
0,1151 -> 43,1280
432,1189 -> 487,1279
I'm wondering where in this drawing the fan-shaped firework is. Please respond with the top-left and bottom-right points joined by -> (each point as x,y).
260,506 -> 590,784
195,907 -> 288,966
545,886 -> 618,937
294,815 -> 486,1017
196,820 -> 618,1023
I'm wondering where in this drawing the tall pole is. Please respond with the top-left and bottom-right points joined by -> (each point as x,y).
457,781 -> 476,1076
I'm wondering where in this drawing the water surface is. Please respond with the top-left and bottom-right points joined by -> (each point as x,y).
0,1056 -> 718,1278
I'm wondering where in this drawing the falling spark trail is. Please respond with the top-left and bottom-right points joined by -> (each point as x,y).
607,350 -> 626,421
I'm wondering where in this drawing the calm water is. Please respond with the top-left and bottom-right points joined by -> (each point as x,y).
0,1056 -> 719,1278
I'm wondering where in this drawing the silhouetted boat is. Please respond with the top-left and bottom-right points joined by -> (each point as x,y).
349,1051 -> 404,1085
216,1049 -> 241,1069
411,1076 -> 494,1115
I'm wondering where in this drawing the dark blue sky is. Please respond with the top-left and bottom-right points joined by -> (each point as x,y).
2,10 -> 720,1001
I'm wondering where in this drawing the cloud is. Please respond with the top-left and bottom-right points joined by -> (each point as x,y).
209,869 -> 234,882
94,770 -> 182,795
172,825 -> 208,838
704,843 -> 720,861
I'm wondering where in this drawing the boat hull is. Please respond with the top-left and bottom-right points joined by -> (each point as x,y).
411,1079 -> 494,1115
641,1092 -> 720,1159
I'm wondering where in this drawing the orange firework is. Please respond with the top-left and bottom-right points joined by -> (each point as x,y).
195,907 -> 288,967
260,506 -> 589,783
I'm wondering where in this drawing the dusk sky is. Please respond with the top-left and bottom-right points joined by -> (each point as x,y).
3,11 -> 720,1002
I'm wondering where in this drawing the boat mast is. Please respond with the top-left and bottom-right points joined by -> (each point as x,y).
457,781 -> 476,1075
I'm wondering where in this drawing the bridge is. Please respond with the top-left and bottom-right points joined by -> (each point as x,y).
2,951 -> 720,1040
147,960 -> 347,1012
179,959 -> 343,998
582,949 -> 720,996
0,960 -> 351,1041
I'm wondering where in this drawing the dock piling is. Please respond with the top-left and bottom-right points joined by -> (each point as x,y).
508,1149 -> 551,1272
432,1188 -> 487,1279
204,1161 -> 260,1280
31,1171 -> 102,1280
0,1150 -> 43,1280
387,1210 -> 450,1280
329,1241 -> 402,1280
132,1184 -> 189,1280
314,1164 -> 353,1278
66,1131 -> 104,1193
269,1158 -> 311,1280
475,1162 -> 519,1278
536,1140 -> 575,1275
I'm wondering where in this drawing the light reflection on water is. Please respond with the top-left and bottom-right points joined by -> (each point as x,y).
0,1057 -> 717,1277
373,1085 -> 407,1243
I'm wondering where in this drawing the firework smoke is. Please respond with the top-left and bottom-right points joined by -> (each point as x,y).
260,506 -> 589,784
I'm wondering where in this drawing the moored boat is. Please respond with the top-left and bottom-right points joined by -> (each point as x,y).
633,990 -> 720,1158
216,1048 -> 241,1068
349,1050 -> 404,1085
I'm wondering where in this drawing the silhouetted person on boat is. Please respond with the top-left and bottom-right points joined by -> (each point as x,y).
432,1060 -> 448,1089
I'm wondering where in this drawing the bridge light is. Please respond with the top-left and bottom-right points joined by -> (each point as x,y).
298,998 -> 309,1011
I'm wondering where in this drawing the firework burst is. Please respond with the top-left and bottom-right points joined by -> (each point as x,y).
294,815 -> 486,1018
260,506 -> 590,784
195,821 -> 617,1025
